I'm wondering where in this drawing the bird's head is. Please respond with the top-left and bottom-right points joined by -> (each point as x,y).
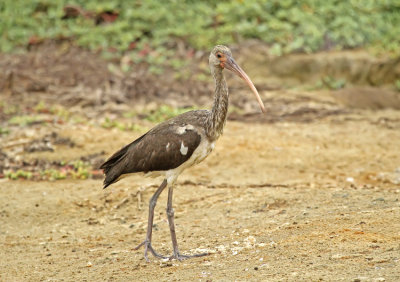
209,45 -> 233,69
209,45 -> 266,113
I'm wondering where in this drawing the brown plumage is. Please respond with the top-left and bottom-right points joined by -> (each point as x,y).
100,45 -> 265,261
100,112 -> 204,188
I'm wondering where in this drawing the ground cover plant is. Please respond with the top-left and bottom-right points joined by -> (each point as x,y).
1,0 -> 400,57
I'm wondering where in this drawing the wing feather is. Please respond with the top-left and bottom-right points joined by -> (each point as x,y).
101,123 -> 201,188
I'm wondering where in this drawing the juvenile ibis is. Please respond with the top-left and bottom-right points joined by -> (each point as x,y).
100,45 -> 265,261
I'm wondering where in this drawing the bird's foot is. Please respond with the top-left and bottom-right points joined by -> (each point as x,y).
134,240 -> 167,262
169,251 -> 209,261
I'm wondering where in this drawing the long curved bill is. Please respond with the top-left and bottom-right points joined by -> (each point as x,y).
225,57 -> 266,113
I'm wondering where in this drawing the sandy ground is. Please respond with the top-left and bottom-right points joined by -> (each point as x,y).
1,93 -> 400,281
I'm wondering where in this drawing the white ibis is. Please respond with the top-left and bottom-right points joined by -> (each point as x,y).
100,45 -> 265,261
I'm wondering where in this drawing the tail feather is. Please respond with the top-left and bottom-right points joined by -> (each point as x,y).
100,134 -> 146,188
100,148 -> 128,189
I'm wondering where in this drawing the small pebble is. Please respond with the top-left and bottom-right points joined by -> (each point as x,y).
160,262 -> 173,268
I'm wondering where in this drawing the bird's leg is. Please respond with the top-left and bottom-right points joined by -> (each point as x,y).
166,185 -> 209,261
134,179 -> 168,261
166,185 -> 180,258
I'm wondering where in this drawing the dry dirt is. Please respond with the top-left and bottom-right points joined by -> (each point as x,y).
1,88 -> 400,281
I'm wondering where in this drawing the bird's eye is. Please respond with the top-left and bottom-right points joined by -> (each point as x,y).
217,53 -> 222,58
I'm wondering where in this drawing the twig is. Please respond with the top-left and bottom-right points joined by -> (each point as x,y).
2,139 -> 32,149
135,186 -> 148,211
114,197 -> 130,210
180,192 -> 225,205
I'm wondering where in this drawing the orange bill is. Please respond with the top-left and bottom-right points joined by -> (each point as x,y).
224,57 -> 266,113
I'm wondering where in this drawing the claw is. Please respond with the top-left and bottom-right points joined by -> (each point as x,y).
135,240 -> 209,261
135,240 -> 168,261
169,251 -> 209,261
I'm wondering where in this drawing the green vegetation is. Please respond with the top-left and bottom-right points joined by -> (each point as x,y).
321,76 -> 347,90
4,160 -> 93,181
0,126 -> 10,135
40,169 -> 67,180
1,0 -> 399,56
8,115 -> 42,126
395,80 -> 400,92
101,117 -> 145,131
3,102 -> 87,129
145,105 -> 197,123
5,170 -> 34,180
71,160 -> 91,179
0,101 -> 19,115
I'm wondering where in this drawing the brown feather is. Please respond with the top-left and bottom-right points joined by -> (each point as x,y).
101,111 -> 206,188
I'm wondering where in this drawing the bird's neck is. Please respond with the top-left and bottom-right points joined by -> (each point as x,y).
207,67 -> 229,140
